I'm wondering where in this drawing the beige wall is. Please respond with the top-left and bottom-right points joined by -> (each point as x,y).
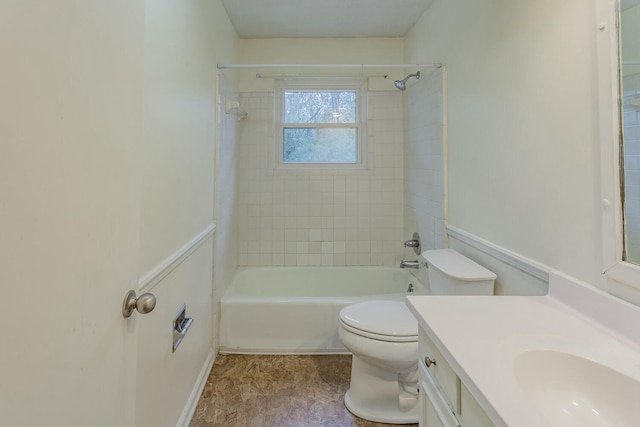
405,0 -> 603,289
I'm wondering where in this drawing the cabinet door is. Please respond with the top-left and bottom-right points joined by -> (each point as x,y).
459,384 -> 495,427
419,360 -> 461,427
419,329 -> 459,410
424,396 -> 446,427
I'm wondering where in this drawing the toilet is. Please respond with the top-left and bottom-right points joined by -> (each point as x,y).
338,249 -> 496,424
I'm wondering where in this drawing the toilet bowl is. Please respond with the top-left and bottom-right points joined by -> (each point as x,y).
339,249 -> 497,424
339,300 -> 419,424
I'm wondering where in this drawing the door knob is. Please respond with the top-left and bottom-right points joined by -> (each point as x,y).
122,290 -> 157,318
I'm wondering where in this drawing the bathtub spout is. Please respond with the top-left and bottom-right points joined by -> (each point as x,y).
400,260 -> 419,269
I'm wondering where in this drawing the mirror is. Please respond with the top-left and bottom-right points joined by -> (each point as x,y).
620,0 -> 640,264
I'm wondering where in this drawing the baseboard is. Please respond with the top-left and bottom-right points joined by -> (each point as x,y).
219,348 -> 350,355
176,348 -> 216,427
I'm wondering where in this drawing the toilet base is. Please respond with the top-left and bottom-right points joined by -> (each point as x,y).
344,355 -> 419,424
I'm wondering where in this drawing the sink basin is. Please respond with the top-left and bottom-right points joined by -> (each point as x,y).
514,350 -> 640,427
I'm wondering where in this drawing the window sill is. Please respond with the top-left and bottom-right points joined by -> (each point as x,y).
272,165 -> 372,176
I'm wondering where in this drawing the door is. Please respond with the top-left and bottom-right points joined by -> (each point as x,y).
0,2 -> 145,426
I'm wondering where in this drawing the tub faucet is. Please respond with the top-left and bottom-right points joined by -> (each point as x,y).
400,260 -> 420,269
404,239 -> 420,249
404,232 -> 421,255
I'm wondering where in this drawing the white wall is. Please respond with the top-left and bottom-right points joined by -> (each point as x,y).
141,1 -> 223,274
237,38 -> 406,92
1,2 -> 145,426
402,68 -> 446,287
136,1 -> 237,425
405,0 -> 603,291
213,69 -> 240,351
1,1 -> 237,424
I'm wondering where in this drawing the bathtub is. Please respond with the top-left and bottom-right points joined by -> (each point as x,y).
219,267 -> 426,354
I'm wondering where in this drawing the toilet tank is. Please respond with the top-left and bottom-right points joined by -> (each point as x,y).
421,249 -> 496,295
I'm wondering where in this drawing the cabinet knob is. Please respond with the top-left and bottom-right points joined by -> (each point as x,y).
424,356 -> 436,367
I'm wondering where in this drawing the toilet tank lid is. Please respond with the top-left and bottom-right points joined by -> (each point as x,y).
421,249 -> 497,281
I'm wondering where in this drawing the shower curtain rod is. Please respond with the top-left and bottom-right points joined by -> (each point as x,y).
217,63 -> 442,69
255,72 -> 389,79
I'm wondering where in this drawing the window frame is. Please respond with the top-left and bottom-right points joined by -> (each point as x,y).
597,0 -> 640,304
274,79 -> 368,171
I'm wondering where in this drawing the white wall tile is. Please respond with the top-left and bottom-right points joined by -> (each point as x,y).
285,254 -> 297,266
285,241 -> 297,254
309,254 -> 322,266
309,242 -> 322,254
309,229 -> 322,241
238,253 -> 248,266
333,253 -> 346,266
237,91 -> 404,266
322,253 -> 334,266
272,253 -> 284,266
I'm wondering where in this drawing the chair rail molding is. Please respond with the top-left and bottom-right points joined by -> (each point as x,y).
446,225 -> 551,283
138,224 -> 216,293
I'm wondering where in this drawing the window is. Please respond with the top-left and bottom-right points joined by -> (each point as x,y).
275,80 -> 366,168
597,0 -> 640,303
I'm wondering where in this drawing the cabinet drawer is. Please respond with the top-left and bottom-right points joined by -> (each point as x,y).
419,359 -> 461,427
419,328 -> 459,410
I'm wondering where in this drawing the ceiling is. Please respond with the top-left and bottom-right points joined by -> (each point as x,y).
221,0 -> 436,38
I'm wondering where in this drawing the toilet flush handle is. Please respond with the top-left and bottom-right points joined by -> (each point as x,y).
424,356 -> 436,367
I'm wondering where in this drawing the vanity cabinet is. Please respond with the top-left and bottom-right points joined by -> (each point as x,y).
418,329 -> 494,427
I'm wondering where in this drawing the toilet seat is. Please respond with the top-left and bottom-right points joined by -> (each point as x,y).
339,301 -> 418,343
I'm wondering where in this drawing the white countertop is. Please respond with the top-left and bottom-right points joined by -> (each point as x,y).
406,271 -> 640,427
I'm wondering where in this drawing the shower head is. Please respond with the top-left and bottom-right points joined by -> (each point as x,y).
394,71 -> 421,91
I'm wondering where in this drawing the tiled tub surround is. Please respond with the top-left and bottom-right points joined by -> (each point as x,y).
236,91 -> 404,267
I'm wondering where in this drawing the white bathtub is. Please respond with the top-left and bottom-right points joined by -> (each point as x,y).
219,267 -> 426,354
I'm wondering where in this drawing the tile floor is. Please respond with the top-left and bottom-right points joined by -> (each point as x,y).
190,354 -> 418,427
